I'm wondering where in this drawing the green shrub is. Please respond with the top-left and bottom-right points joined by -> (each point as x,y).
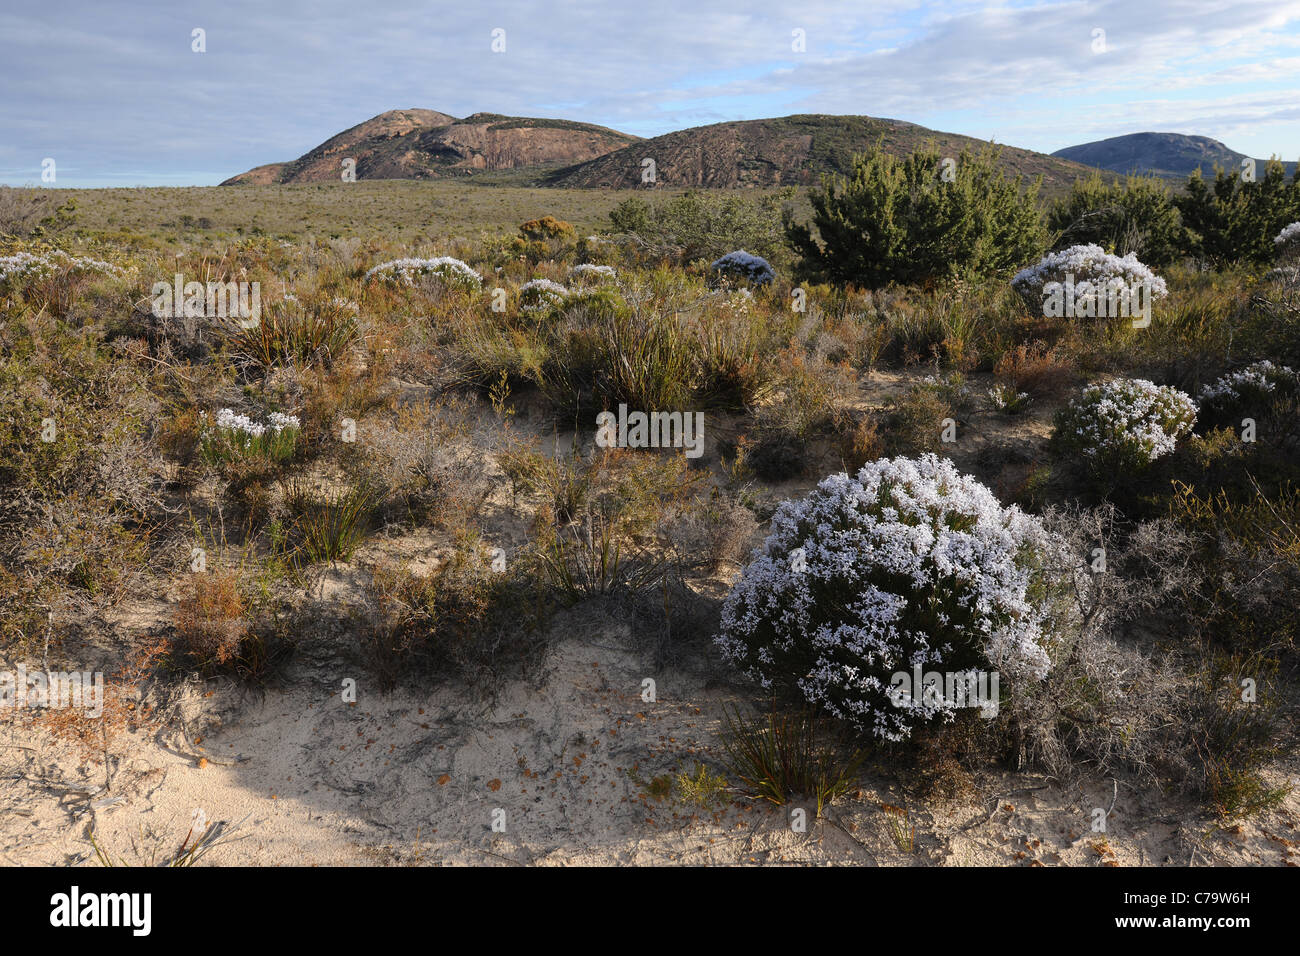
519,216 -> 575,241
608,189 -> 794,264
1048,172 -> 1188,267
787,145 -> 1046,288
1177,160 -> 1300,265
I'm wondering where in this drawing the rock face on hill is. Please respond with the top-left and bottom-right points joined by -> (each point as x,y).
221,109 -> 640,185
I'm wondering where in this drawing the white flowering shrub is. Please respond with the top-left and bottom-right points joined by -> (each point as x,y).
710,250 -> 775,286
917,371 -> 973,409
715,454 -> 1063,742
0,250 -> 121,293
1011,244 -> 1168,314
199,408 -> 301,464
1052,379 -> 1196,474
363,257 -> 481,289
1274,222 -> 1300,274
518,278 -> 569,313
1198,360 -> 1300,425
568,263 -> 617,285
987,383 -> 1031,415
1274,222 -> 1300,251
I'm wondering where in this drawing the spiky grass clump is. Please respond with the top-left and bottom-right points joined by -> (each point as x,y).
282,481 -> 374,563
226,299 -> 358,368
719,706 -> 865,816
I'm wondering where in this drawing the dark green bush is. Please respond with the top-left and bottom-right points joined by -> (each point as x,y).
786,145 -> 1046,288
1176,160 -> 1300,265
1048,172 -> 1188,267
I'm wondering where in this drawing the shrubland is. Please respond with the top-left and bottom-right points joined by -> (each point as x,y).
3,147 -> 1298,831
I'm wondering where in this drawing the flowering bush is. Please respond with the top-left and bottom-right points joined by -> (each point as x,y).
362,257 -> 481,289
0,250 -> 120,293
1275,222 -> 1300,272
1274,222 -> 1300,250
1198,360 -> 1300,425
1052,379 -> 1196,474
199,408 -> 301,464
987,383 -> 1032,415
518,278 -> 569,313
568,263 -> 617,285
710,250 -> 775,286
1011,244 -> 1168,315
715,454 -> 1063,742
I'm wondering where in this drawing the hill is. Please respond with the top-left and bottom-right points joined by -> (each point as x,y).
221,109 -> 640,185
1052,132 -> 1296,179
541,114 -> 1101,194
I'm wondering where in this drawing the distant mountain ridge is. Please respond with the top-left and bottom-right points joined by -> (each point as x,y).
226,112 -> 1294,194
1052,132 -> 1296,180
224,110 -> 1101,194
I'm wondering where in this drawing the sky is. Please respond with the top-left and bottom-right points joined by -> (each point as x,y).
2,0 -> 1299,187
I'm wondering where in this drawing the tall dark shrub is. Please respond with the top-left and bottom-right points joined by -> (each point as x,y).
786,145 -> 1046,288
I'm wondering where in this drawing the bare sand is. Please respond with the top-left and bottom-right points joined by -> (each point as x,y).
4,588 -> 1297,867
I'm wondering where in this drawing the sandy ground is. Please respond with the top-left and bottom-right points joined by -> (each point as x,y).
4,587 -> 1299,867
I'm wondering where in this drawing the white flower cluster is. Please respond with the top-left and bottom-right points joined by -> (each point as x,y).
714,287 -> 754,316
362,257 -> 482,288
1012,243 -> 1168,301
206,408 -> 300,438
1056,379 -> 1196,465
519,277 -> 569,312
568,263 -> 617,280
918,372 -> 972,404
710,250 -> 775,286
988,384 -> 1030,413
716,454 -> 1060,742
0,250 -> 121,289
1273,222 -> 1300,248
1198,360 -> 1299,412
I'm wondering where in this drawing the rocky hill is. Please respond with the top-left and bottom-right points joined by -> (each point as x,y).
542,114 -> 1101,193
221,109 -> 640,185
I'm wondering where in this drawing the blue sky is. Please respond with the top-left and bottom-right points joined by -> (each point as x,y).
3,0 -> 1298,187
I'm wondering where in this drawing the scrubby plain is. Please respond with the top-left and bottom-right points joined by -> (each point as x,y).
1,156 -> 1299,867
